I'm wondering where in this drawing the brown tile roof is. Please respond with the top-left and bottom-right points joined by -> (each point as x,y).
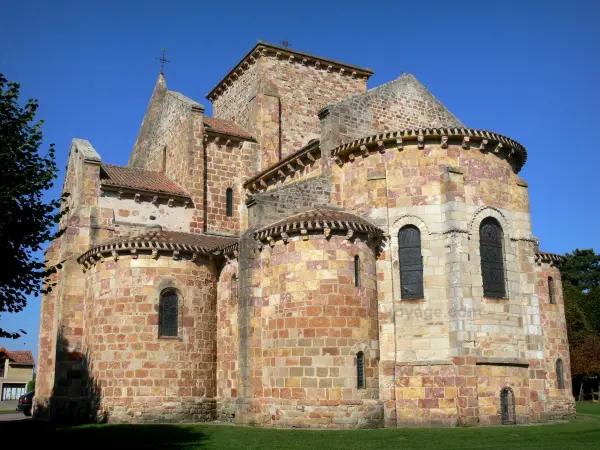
204,117 -> 255,140
254,206 -> 383,240
100,164 -> 190,197
535,252 -> 566,264
78,228 -> 238,264
0,348 -> 34,366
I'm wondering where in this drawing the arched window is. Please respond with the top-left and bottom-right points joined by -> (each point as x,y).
556,359 -> 565,389
548,277 -> 555,304
356,351 -> 365,389
159,290 -> 179,337
354,255 -> 360,287
500,387 -> 516,425
226,188 -> 233,217
479,218 -> 506,298
398,225 -> 424,300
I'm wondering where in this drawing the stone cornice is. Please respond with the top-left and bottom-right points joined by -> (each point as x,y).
243,140 -> 321,191
206,41 -> 374,102
78,229 -> 237,270
254,210 -> 383,244
535,251 -> 565,265
331,128 -> 527,173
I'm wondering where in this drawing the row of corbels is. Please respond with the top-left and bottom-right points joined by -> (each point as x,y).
245,151 -> 317,192
115,190 -> 190,208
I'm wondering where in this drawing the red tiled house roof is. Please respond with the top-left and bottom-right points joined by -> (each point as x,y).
100,164 -> 190,197
0,348 -> 35,366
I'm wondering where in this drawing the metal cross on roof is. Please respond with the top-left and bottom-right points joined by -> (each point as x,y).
280,40 -> 291,48
156,47 -> 171,73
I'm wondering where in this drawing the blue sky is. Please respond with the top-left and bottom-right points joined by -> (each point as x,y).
1,0 -> 599,358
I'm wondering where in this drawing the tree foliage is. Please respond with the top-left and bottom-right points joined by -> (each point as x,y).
561,249 -> 600,292
0,73 -> 68,339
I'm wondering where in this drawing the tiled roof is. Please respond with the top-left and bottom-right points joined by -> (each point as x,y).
0,348 -> 34,366
254,206 -> 383,240
78,228 -> 238,264
204,117 -> 255,141
535,252 -> 566,264
100,164 -> 190,197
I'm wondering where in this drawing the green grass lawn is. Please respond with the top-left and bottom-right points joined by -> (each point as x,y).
0,403 -> 598,449
576,401 -> 600,418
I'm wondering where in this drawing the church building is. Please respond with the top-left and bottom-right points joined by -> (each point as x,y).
35,41 -> 575,427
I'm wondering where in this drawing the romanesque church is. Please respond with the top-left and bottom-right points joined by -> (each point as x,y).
35,41 -> 575,427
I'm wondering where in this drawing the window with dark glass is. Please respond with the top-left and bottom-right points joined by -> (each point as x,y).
548,277 -> 555,304
398,225 -> 424,299
500,387 -> 516,425
159,290 -> 179,337
226,188 -> 233,217
556,359 -> 565,389
354,255 -> 360,287
357,351 -> 365,389
479,218 -> 506,298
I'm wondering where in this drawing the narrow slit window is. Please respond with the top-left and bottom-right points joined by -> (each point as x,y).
161,146 -> 167,173
231,275 -> 238,302
500,387 -> 516,425
480,217 -> 506,298
357,351 -> 365,389
354,255 -> 360,287
159,290 -> 179,337
398,225 -> 424,299
556,359 -> 564,389
548,277 -> 555,304
226,188 -> 233,217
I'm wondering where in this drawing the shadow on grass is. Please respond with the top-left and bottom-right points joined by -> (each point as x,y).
0,420 -> 206,449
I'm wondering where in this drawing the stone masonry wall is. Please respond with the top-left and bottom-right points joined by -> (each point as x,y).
212,53 -> 367,162
216,260 -> 239,421
205,139 -> 255,236
248,174 -> 331,229
126,75 -> 207,234
535,263 -> 576,420
83,254 -> 218,423
35,142 -> 102,419
319,74 -> 463,152
242,233 -> 382,428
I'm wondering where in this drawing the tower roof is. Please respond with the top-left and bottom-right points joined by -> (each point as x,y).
207,41 -> 374,101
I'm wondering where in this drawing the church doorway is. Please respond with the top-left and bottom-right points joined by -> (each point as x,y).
500,387 -> 516,425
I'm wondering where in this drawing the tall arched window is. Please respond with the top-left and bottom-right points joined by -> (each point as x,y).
356,351 -> 365,389
354,255 -> 360,287
226,188 -> 233,217
398,225 -> 424,300
159,290 -> 179,337
479,217 -> 506,298
500,387 -> 516,425
548,277 -> 555,304
556,359 -> 565,389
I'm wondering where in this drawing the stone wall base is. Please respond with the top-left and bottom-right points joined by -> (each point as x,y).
232,398 -> 384,429
34,396 -> 216,424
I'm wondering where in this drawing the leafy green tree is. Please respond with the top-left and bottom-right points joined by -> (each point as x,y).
0,73 -> 68,339
561,249 -> 600,292
563,283 -> 591,348
26,379 -> 35,392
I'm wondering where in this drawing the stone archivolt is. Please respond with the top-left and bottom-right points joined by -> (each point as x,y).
35,41 -> 574,428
